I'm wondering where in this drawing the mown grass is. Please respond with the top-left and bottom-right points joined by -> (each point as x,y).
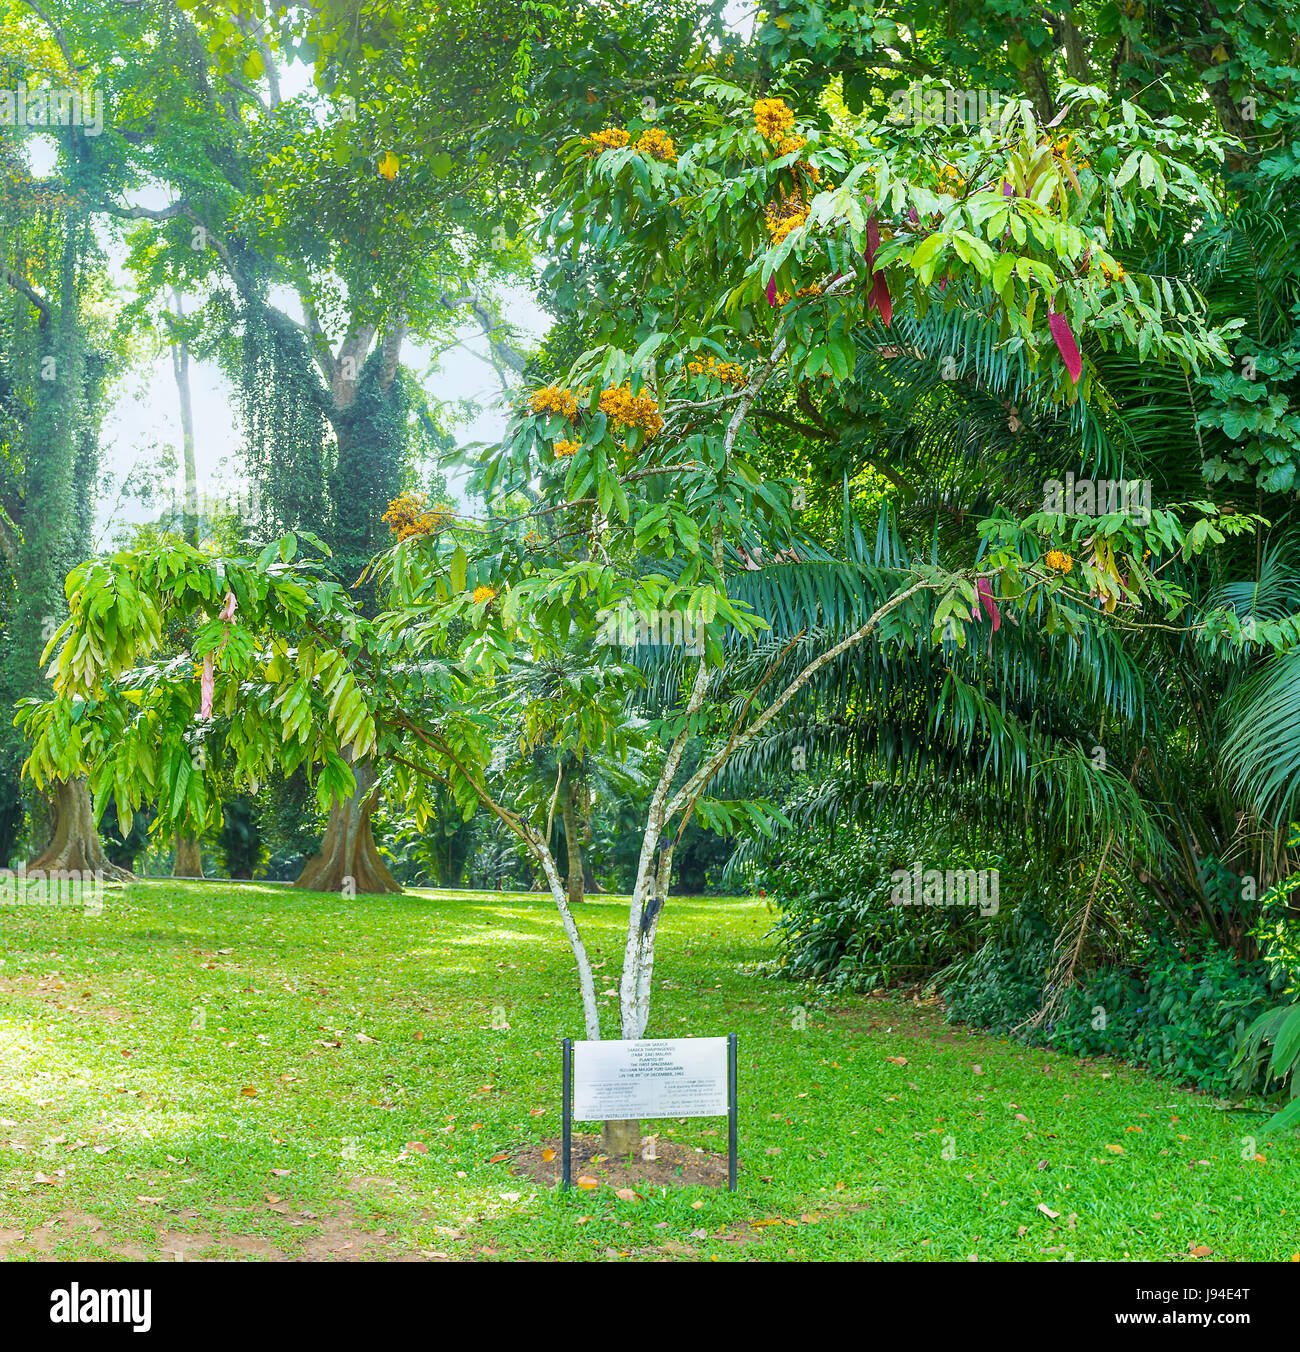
0,880 -> 1295,1261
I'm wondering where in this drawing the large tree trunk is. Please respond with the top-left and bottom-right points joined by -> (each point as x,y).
173,833 -> 203,878
28,778 -> 132,882
295,756 -> 400,894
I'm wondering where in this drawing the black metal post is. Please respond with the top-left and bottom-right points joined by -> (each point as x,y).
561,1037 -> 573,1191
727,1032 -> 738,1192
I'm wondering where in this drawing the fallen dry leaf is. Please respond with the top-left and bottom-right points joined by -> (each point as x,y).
614,1187 -> 639,1202
1103,1143 -> 1124,1155
541,1148 -> 556,1162
489,1153 -> 510,1164
529,1107 -> 545,1118
240,1086 -> 258,1098
1037,1204 -> 1060,1220
576,1176 -> 599,1190
690,1200 -> 705,1210
1190,1244 -> 1213,1258
886,1056 -> 908,1066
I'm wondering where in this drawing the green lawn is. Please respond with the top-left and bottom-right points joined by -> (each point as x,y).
0,880 -> 1295,1261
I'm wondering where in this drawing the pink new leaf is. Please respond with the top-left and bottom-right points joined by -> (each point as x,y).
200,654 -> 215,719
1048,308 -> 1082,384
971,576 -> 1002,633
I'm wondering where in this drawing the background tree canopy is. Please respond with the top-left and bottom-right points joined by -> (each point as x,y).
3,0 -> 1300,1120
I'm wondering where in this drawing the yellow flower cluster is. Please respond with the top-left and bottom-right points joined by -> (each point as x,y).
687,353 -> 748,387
1051,134 -> 1090,171
1099,259 -> 1127,285
473,584 -> 498,604
935,163 -> 966,194
598,384 -> 664,438
383,491 -> 452,542
554,438 -> 582,457
765,191 -> 809,244
581,127 -> 631,155
636,128 -> 677,163
529,385 -> 581,421
1045,550 -> 1074,574
754,97 -> 795,141
776,283 -> 824,305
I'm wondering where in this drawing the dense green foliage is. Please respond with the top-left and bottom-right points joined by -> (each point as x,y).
943,910 -> 1287,1097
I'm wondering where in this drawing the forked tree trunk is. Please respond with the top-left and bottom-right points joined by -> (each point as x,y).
173,834 -> 204,878
27,778 -> 133,882
295,756 -> 400,894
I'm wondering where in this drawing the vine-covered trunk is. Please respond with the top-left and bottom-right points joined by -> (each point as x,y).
295,756 -> 400,894
173,834 -> 203,878
28,778 -> 132,882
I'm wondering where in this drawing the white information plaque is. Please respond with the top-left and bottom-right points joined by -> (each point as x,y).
572,1037 -> 729,1120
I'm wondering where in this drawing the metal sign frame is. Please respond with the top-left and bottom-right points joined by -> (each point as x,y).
560,1034 -> 738,1191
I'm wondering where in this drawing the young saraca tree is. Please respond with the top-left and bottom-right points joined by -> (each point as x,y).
20,83 -> 1258,1155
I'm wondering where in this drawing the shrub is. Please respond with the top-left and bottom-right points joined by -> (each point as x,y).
757,822 -> 1005,991
942,909 -> 1287,1096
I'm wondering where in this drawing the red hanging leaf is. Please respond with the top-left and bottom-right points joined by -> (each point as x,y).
1048,308 -> 1082,384
863,215 -> 890,324
971,576 -> 1002,633
766,275 -> 777,307
864,214 -> 880,271
872,271 -> 892,327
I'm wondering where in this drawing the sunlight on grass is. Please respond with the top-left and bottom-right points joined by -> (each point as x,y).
0,879 -> 1295,1261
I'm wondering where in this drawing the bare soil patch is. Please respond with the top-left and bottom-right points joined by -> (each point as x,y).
509,1133 -> 732,1191
0,1195 -> 450,1262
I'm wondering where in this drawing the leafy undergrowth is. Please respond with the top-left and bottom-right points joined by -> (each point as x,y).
0,881 -> 1295,1261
